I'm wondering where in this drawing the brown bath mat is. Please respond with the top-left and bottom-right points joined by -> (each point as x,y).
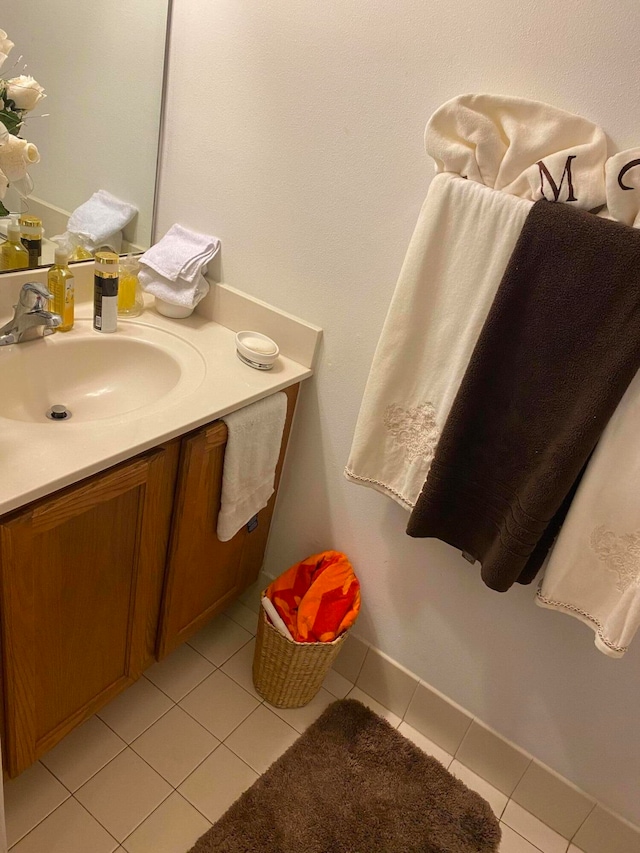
188,699 -> 500,853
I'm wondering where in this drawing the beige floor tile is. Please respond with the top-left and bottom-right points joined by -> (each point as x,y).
449,760 -> 508,819
5,762 -> 70,847
41,716 -> 126,792
188,614 -> 253,666
567,847 -> 587,853
144,644 -> 215,702
397,721 -> 453,767
10,797 -> 119,853
224,600 -> 259,634
224,705 -> 299,774
499,822 -> 544,852
131,706 -> 219,787
75,748 -> 172,843
346,686 -> 402,728
269,687 -> 335,733
122,792 -> 211,853
179,745 -> 258,824
502,800 -> 569,853
98,678 -> 173,743
220,639 -> 262,699
179,670 -> 259,740
322,668 -> 354,699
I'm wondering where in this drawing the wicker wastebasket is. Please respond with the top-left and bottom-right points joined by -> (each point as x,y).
252,595 -> 350,708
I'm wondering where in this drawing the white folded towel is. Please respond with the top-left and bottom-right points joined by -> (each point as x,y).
139,267 -> 210,309
217,393 -> 288,542
67,189 -> 137,250
537,368 -> 640,658
140,224 -> 221,284
345,173 -> 531,509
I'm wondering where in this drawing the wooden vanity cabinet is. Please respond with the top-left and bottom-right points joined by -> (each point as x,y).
0,384 -> 299,777
0,444 -> 180,777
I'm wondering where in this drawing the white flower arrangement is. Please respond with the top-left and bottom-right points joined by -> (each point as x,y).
0,28 -> 45,216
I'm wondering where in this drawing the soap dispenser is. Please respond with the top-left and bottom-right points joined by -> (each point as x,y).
48,246 -> 75,332
0,217 -> 29,271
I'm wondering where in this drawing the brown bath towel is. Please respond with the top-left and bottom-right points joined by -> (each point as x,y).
407,199 -> 640,591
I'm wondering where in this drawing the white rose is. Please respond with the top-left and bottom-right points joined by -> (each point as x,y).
0,29 -> 14,74
5,75 -> 46,112
0,134 -> 40,182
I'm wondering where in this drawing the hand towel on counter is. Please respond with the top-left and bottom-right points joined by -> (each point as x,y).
537,368 -> 640,657
67,189 -> 137,250
217,393 -> 288,542
344,173 -> 532,509
425,93 -> 607,211
407,200 -> 640,592
139,224 -> 221,308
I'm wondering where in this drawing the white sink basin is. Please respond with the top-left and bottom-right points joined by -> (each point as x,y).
0,320 -> 206,423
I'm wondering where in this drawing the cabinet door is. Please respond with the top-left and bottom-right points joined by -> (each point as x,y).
158,384 -> 299,657
0,444 -> 179,777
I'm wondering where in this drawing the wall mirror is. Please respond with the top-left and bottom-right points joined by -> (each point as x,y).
0,0 -> 172,272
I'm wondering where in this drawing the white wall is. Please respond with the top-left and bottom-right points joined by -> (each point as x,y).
156,0 -> 640,825
2,1 -> 169,247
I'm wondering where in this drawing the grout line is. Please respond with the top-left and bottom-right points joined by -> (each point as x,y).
569,801 -> 597,843
500,820 -> 547,853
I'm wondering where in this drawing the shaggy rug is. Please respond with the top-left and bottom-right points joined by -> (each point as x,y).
188,699 -> 501,853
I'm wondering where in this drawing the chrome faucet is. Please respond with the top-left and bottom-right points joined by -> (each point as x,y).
0,282 -> 62,345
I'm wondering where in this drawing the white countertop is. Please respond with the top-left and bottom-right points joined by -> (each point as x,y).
0,266 -> 320,516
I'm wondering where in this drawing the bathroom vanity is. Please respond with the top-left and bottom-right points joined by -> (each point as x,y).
0,265 -> 320,779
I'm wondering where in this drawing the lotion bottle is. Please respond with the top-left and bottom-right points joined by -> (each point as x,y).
48,246 -> 75,332
93,251 -> 119,333
0,217 -> 29,271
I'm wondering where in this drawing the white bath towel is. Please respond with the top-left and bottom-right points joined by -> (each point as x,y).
345,173 -> 532,509
217,393 -> 288,542
67,189 -> 137,249
140,224 -> 221,284
537,368 -> 640,658
426,94 -> 607,211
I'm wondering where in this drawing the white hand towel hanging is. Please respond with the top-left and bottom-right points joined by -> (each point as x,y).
345,173 -> 532,508
217,393 -> 288,542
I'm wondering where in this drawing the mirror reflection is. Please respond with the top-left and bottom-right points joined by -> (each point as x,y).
0,1 -> 171,272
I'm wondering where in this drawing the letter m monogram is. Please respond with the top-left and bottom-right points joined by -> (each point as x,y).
536,155 -> 577,202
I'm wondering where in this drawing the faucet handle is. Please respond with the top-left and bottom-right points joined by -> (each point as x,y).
20,281 -> 54,310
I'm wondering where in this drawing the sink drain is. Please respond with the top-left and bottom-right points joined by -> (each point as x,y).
46,405 -> 72,421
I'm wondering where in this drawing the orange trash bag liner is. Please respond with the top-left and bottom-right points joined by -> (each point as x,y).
265,550 -> 361,643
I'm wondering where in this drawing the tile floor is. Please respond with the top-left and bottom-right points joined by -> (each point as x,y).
5,598 -> 588,853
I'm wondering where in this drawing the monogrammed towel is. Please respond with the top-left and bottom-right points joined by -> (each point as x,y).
426,93 -> 607,211
344,173 -> 532,509
407,200 -> 640,592
537,366 -> 640,658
